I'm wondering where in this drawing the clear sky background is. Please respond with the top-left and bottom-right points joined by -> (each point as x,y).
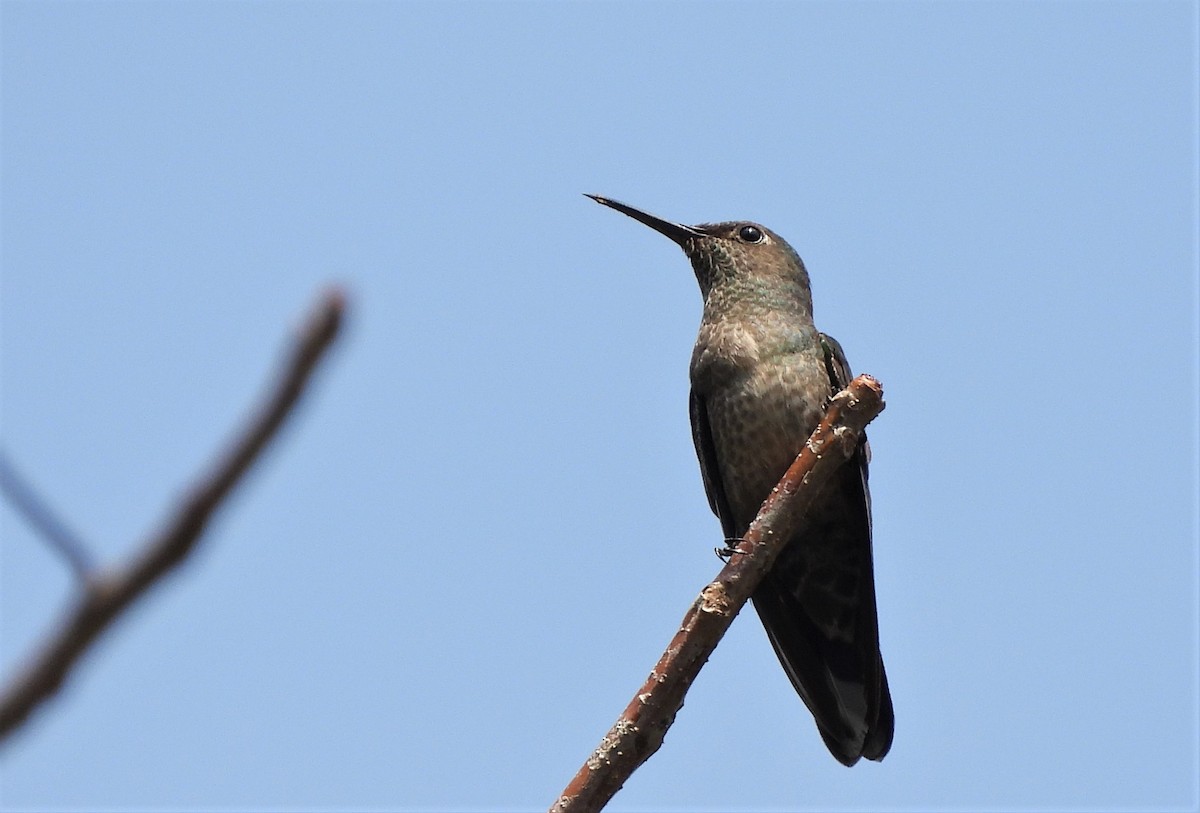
1,3 -> 1196,811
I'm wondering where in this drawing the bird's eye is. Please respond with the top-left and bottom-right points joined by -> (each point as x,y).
738,225 -> 764,243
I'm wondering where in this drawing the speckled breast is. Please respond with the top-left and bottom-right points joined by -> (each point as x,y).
699,348 -> 832,534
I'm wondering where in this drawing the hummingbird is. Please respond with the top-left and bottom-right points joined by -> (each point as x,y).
587,194 -> 893,766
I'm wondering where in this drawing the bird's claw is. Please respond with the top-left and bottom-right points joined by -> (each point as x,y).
715,540 -> 750,561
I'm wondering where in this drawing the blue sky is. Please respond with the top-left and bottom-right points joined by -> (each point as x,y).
1,2 -> 1196,810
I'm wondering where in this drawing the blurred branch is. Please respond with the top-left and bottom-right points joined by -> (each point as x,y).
0,288 -> 347,742
0,454 -> 93,579
550,374 -> 885,813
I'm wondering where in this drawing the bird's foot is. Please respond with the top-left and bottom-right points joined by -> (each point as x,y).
715,540 -> 750,561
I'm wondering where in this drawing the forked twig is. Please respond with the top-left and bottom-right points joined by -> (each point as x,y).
0,289 -> 346,741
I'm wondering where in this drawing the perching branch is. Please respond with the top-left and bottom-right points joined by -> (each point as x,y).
0,288 -> 347,742
550,374 -> 885,813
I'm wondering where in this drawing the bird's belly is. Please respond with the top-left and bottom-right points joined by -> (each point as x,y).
704,362 -> 830,533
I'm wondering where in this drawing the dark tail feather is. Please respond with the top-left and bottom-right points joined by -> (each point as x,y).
752,574 -> 893,766
862,664 -> 894,760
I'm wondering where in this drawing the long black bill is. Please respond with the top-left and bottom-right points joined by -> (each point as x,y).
585,194 -> 704,245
